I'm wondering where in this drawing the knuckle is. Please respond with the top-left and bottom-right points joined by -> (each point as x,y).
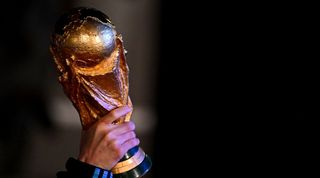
129,131 -> 136,138
109,111 -> 118,119
134,138 -> 140,146
110,140 -> 120,150
114,147 -> 123,158
103,132 -> 113,141
127,122 -> 135,130
97,123 -> 107,131
128,139 -> 136,147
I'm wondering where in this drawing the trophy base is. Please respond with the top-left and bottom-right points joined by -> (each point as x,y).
112,146 -> 152,178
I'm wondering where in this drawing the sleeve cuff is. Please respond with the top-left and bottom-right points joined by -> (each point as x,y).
66,157 -> 113,178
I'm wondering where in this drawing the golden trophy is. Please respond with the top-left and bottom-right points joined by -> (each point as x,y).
49,7 -> 151,178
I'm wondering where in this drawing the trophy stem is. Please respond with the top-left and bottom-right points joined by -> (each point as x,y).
112,146 -> 152,178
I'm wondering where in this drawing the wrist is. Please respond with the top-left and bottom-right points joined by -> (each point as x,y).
66,157 -> 113,178
78,155 -> 113,170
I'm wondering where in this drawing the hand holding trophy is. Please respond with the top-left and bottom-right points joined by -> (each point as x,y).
50,7 -> 151,178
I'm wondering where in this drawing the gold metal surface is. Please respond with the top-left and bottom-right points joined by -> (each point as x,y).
111,148 -> 146,174
50,8 -> 132,129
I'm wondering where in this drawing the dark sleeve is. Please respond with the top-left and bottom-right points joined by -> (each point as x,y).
56,157 -> 113,178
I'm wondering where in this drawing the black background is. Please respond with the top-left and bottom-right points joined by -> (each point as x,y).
153,1 -> 317,176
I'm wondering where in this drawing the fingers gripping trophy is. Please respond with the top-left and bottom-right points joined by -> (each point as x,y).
49,7 -> 152,178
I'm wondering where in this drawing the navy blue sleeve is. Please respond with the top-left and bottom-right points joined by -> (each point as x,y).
56,157 -> 113,178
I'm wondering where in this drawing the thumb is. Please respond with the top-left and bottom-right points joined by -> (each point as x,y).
100,106 -> 132,124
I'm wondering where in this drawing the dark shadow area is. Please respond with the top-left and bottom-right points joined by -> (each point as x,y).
0,0 -> 73,177
153,1 -> 316,177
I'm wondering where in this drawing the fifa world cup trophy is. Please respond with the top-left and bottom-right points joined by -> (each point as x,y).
49,7 -> 152,178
